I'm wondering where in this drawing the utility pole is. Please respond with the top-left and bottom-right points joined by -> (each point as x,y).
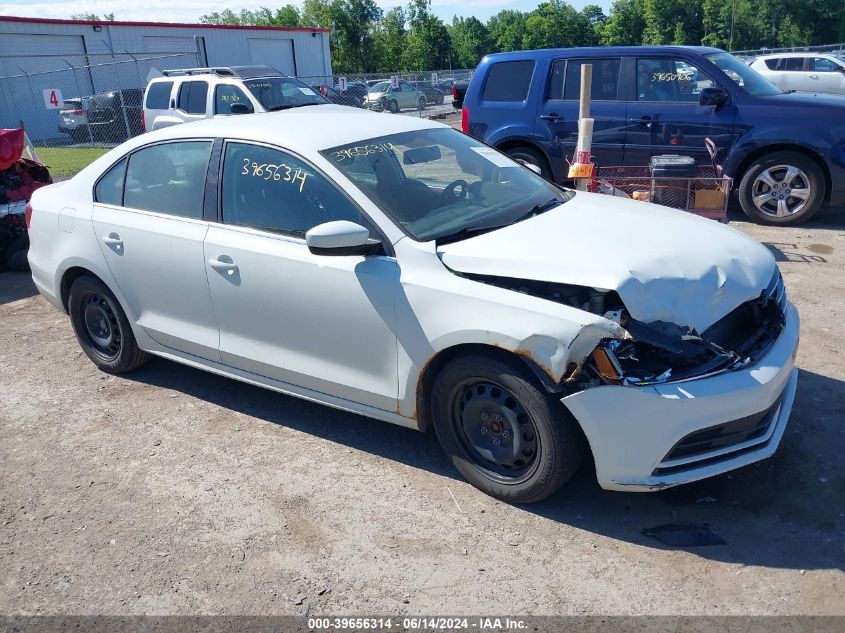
729,0 -> 736,51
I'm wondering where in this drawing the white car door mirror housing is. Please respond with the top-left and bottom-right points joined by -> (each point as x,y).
306,220 -> 381,256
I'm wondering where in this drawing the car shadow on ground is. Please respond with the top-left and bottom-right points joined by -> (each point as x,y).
0,271 -> 37,305
129,357 -> 845,572
727,199 -> 845,230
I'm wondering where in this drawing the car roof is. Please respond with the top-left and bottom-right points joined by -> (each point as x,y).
136,104 -> 443,154
756,52 -> 838,59
482,45 -> 725,62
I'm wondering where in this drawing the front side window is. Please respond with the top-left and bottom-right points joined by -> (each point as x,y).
483,60 -> 534,101
323,128 -> 571,243
242,77 -> 326,111
636,58 -> 715,102
221,142 -> 366,237
145,82 -> 172,109
95,157 -> 127,206
549,58 -> 620,101
177,81 -> 208,114
812,57 -> 842,72
214,85 -> 253,114
123,141 -> 212,218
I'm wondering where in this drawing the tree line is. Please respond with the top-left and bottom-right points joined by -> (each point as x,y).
75,0 -> 845,74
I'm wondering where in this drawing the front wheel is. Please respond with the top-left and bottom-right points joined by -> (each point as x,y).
68,274 -> 150,374
386,99 -> 399,113
430,353 -> 585,503
418,96 -> 427,110
738,151 -> 825,225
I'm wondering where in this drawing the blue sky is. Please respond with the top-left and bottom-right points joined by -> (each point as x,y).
0,0 -> 614,24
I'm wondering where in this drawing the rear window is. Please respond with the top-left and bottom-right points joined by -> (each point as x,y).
145,81 -> 173,110
177,81 -> 208,115
483,60 -> 534,102
764,59 -> 779,70
549,58 -> 620,101
783,57 -> 805,71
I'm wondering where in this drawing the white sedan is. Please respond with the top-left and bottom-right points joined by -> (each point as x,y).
27,105 -> 799,502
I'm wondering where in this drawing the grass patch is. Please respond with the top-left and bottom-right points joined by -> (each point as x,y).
35,146 -> 109,178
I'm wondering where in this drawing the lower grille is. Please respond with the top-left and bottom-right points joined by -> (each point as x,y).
653,391 -> 785,475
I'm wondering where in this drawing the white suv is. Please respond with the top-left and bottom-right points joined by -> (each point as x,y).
749,53 -> 845,95
143,66 -> 329,131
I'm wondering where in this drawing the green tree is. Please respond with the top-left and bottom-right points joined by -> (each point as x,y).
522,0 -> 595,49
405,0 -> 451,70
70,12 -> 115,20
374,7 -> 408,71
599,0 -> 646,45
486,10 -> 527,52
448,16 -> 491,68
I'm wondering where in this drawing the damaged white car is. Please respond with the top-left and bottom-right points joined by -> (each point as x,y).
28,106 -> 799,503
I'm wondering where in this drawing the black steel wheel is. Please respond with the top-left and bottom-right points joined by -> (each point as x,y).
68,274 -> 150,374
430,352 -> 585,503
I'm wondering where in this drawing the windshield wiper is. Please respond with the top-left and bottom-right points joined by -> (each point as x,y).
266,102 -> 324,112
436,197 -> 563,244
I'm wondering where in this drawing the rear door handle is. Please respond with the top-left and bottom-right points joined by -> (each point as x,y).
540,112 -> 562,122
632,116 -> 653,128
101,233 -> 123,250
208,257 -> 239,275
809,74 -> 819,79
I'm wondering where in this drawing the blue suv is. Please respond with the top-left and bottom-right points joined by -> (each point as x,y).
461,46 -> 845,225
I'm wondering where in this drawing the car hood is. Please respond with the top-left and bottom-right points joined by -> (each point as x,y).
437,192 -> 776,333
763,90 -> 845,109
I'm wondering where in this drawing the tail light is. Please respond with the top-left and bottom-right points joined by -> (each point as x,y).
25,202 -> 33,229
452,84 -> 457,98
72,109 -> 85,115
461,106 -> 469,134
141,110 -> 146,132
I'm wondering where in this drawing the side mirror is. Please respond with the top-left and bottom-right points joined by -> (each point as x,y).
306,220 -> 382,256
230,103 -> 252,115
699,87 -> 730,107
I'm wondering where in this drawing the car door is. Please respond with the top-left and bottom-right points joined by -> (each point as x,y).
538,57 -> 626,171
778,57 -> 807,91
91,139 -> 221,360
808,57 -> 845,94
203,140 -> 400,411
623,56 -> 737,167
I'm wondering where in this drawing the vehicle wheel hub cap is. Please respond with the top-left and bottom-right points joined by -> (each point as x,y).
82,294 -> 121,359
454,381 -> 538,477
751,164 -> 811,217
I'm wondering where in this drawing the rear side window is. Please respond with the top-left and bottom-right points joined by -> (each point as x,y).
483,61 -> 534,102
95,158 -> 127,206
783,58 -> 805,71
764,59 -> 779,70
145,82 -> 173,109
177,81 -> 209,114
124,141 -> 212,218
552,58 -> 620,101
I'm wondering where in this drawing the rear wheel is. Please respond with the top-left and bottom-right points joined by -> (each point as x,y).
504,146 -> 552,181
68,275 -> 150,374
738,151 -> 825,225
430,353 -> 585,503
418,96 -> 427,110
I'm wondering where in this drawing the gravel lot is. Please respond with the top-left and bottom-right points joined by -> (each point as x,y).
1,205 -> 844,616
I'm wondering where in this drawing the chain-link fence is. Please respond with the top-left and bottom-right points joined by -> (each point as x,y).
732,42 -> 845,60
0,49 -> 471,178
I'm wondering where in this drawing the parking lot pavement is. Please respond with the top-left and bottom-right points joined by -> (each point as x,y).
1,207 -> 844,616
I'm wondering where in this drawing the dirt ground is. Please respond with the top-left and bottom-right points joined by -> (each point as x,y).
1,204 -> 844,616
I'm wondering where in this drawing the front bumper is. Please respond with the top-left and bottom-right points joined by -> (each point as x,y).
562,301 -> 800,491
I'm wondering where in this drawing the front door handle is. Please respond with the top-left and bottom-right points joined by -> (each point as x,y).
540,112 -> 562,122
808,74 -> 819,79
632,116 -> 653,128
208,257 -> 239,275
102,233 -> 123,250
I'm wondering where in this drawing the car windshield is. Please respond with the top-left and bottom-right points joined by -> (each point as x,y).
705,52 -> 782,96
322,128 -> 572,243
243,77 -> 327,111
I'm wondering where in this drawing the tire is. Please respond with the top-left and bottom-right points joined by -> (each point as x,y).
418,96 -> 427,110
1,232 -> 29,271
738,151 -> 825,225
68,274 -> 150,374
504,146 -> 553,181
387,99 -> 399,113
430,352 -> 585,503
